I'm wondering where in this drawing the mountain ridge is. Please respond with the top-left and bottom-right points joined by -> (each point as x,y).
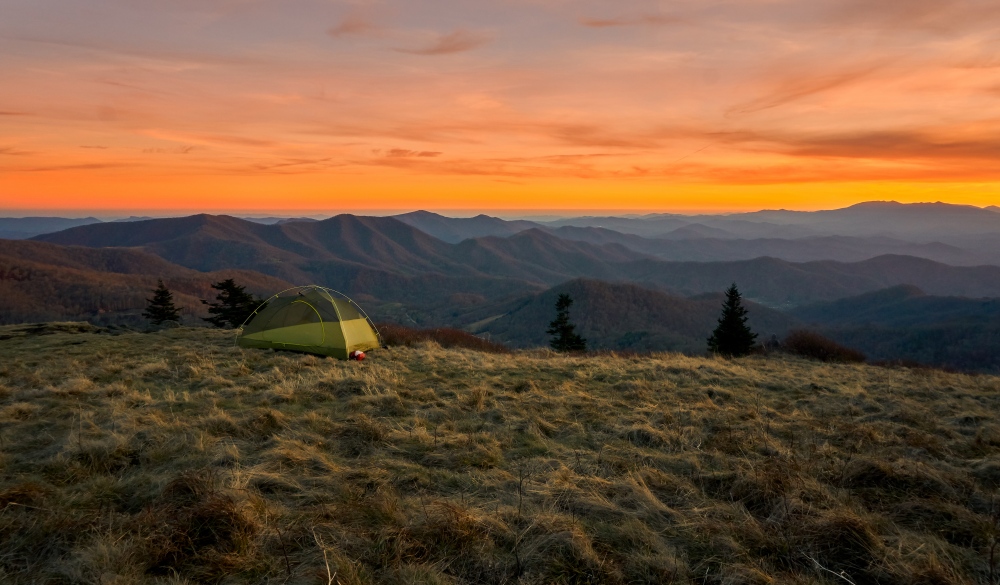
31,214 -> 1000,308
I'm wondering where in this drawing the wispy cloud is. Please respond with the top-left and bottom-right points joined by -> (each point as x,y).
248,157 -> 341,174
783,130 -> 1000,161
143,146 -> 197,154
394,30 -> 491,55
380,149 -> 443,158
328,12 -> 379,38
728,62 -> 887,115
141,129 -> 277,149
580,14 -> 682,28
0,146 -> 33,156
18,163 -> 127,172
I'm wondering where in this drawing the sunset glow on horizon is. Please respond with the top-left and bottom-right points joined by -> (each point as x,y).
3,0 -> 1000,215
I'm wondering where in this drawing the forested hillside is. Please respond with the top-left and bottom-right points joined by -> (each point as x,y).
793,285 -> 1000,372
471,279 -> 798,352
0,240 -> 290,325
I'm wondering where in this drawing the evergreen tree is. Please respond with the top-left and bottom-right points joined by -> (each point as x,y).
201,279 -> 262,328
143,279 -> 182,325
707,283 -> 758,357
547,293 -> 587,352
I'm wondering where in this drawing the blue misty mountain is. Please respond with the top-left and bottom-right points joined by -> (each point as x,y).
0,217 -> 102,240
392,210 -> 540,243
543,201 -> 1000,242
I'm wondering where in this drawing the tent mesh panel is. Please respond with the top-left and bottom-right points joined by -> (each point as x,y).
266,300 -> 321,329
332,298 -> 364,321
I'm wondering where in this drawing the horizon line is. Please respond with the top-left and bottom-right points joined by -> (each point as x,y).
1,200 -> 994,221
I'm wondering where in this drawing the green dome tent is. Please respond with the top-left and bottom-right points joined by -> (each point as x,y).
236,286 -> 381,359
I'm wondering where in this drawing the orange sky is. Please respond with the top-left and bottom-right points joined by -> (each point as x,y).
2,0 -> 1000,214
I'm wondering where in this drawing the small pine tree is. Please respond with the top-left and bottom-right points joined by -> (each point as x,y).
707,283 -> 758,357
143,279 -> 182,325
201,279 -> 262,328
547,293 -> 587,352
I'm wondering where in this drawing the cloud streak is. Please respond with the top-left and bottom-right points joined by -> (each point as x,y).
728,62 -> 888,115
328,13 -> 379,38
394,30 -> 492,55
783,130 -> 1000,161
381,149 -> 443,158
580,14 -> 683,28
0,147 -> 33,156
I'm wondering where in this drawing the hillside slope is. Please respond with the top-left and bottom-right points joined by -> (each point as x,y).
791,285 -> 1000,328
791,285 -> 1000,372
0,326 -> 998,584
473,279 -> 799,351
0,240 -> 291,324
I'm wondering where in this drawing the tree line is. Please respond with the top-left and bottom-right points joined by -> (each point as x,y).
143,279 -> 263,328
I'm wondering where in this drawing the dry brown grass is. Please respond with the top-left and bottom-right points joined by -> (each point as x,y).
1,323 -> 999,584
377,322 -> 510,354
783,330 -> 867,364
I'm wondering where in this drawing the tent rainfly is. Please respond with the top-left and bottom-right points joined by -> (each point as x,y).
236,286 -> 381,359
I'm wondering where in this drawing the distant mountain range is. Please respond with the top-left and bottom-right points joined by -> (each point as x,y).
0,214 -> 319,239
735,201 -> 1000,239
3,202 -> 1000,370
5,201 -> 999,264
393,210 -> 538,243
0,217 -> 102,240
29,214 -> 1000,309
539,226 -> 998,266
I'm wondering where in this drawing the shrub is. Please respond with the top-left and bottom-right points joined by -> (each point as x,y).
375,323 -> 509,354
782,330 -> 865,363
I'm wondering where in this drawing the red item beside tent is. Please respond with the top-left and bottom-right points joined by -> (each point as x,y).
350,350 -> 366,361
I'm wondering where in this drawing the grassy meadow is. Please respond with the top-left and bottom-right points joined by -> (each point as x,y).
1,324 -> 1000,584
